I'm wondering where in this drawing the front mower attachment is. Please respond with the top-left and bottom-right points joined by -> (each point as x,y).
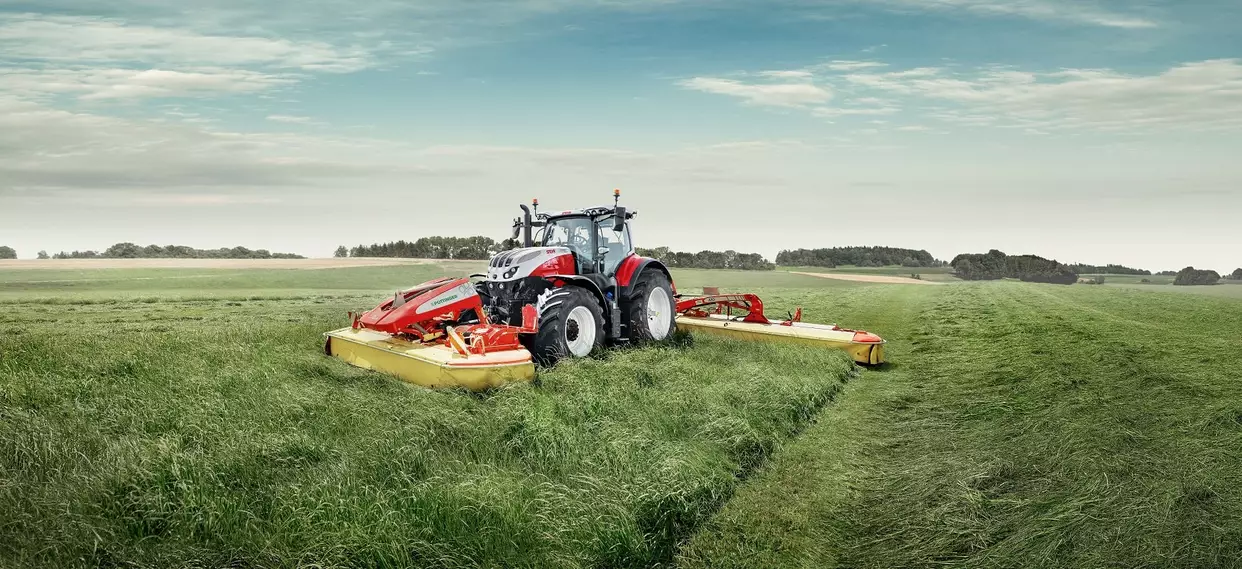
674,292 -> 886,365
324,328 -> 535,391
323,277 -> 540,391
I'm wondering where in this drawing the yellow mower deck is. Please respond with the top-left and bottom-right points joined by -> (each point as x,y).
674,314 -> 886,365
324,327 -> 536,391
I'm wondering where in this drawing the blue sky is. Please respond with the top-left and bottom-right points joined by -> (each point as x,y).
1,0 -> 1239,271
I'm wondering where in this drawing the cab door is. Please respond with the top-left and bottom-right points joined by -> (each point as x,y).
595,216 -> 633,277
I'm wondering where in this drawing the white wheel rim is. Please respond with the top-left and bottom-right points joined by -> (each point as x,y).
565,305 -> 596,357
646,287 -> 671,340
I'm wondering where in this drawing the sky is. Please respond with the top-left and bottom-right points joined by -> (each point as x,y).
0,0 -> 1239,272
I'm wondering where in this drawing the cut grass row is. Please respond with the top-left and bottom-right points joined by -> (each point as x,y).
0,287 -> 857,568
680,281 -> 1242,568
676,283 -> 926,568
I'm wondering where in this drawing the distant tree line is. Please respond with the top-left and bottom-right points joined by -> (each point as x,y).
1228,268 -> 1242,280
344,236 -> 510,260
0,246 -> 15,259
1155,270 -> 1178,276
776,246 -> 944,268
636,247 -> 775,271
1066,263 -> 1151,276
950,249 -> 1078,285
50,243 -> 303,259
1173,267 -> 1221,286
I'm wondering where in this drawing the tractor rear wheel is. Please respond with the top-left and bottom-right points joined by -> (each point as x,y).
625,269 -> 675,344
529,286 -> 605,366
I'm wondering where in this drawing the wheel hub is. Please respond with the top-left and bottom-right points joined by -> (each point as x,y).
565,305 -> 596,357
647,287 -> 671,340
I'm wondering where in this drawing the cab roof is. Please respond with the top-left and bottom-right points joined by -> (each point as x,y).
539,206 -> 635,220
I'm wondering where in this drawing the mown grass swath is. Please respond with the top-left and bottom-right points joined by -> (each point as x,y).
680,282 -> 1242,568
0,286 -> 855,568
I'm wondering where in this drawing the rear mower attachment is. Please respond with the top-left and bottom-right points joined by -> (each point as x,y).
673,291 -> 886,365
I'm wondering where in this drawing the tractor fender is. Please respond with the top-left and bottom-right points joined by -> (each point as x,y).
617,258 -> 674,300
542,275 -> 609,315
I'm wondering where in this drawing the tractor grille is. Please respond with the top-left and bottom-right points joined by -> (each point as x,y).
480,277 -> 550,325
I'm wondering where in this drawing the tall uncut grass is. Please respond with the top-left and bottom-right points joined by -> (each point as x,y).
0,293 -> 855,568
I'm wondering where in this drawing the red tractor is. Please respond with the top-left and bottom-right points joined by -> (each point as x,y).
476,190 -> 675,364
324,191 -> 885,391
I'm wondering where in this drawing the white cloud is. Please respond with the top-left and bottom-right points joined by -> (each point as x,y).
840,59 -> 1242,132
0,68 -> 295,101
886,67 -> 943,78
681,58 -> 1242,134
812,106 -> 900,118
0,97 -> 424,194
267,115 -> 316,124
820,60 -> 888,72
691,139 -> 822,152
861,0 -> 1158,29
678,77 -> 833,107
759,70 -> 814,79
132,194 -> 283,206
0,14 -> 376,72
0,13 -> 397,105
0,96 -> 812,202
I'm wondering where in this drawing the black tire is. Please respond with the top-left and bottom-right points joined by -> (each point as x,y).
528,286 -> 605,366
625,269 -> 676,345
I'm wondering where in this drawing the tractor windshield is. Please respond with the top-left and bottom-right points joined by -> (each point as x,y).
542,216 -> 594,260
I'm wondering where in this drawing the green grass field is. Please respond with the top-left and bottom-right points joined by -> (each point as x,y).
1078,273 -> 1176,285
779,265 -> 959,282
1074,273 -> 1242,299
3,263 -> 1241,568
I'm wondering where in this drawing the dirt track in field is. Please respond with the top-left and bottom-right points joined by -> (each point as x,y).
791,271 -> 946,285
0,258 -> 459,270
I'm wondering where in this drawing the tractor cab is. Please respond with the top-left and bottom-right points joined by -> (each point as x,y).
512,190 -> 636,287
540,211 -> 632,278
487,189 -> 673,356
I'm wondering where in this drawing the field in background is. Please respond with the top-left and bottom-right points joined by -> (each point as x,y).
5,257 -> 1236,296
1080,273 -> 1176,285
779,265 -> 959,282
1075,273 -> 1242,299
3,262 -> 1242,568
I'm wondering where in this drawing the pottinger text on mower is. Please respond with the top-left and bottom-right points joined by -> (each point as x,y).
323,190 -> 885,390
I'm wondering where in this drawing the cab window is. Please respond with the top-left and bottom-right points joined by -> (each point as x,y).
542,216 -> 594,260
597,216 -> 631,275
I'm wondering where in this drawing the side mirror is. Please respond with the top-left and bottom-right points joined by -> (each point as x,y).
613,207 -> 627,231
511,223 -> 520,240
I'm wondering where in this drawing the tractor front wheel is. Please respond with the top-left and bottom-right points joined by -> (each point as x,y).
626,270 -> 675,344
529,286 -> 605,366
